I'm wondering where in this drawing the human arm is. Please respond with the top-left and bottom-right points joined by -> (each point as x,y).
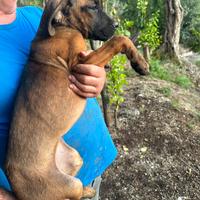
69,51 -> 106,98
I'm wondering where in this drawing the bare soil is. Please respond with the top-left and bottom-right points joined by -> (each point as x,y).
100,71 -> 200,200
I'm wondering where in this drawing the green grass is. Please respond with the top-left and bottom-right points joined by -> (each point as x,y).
150,58 -> 193,89
150,59 -> 172,81
197,112 -> 200,121
171,99 -> 180,110
157,87 -> 172,97
187,113 -> 200,129
195,60 -> 200,68
174,75 -> 192,89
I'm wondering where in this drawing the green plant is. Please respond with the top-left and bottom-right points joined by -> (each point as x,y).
110,0 -> 162,54
129,0 -> 162,51
105,0 -> 133,37
171,99 -> 180,110
136,0 -> 149,28
186,120 -> 195,130
174,75 -> 192,89
116,20 -> 134,37
157,87 -> 172,97
197,112 -> 200,121
150,59 -> 172,81
138,10 -> 161,50
181,0 -> 200,52
150,58 -> 193,89
195,60 -> 200,68
107,55 -> 128,128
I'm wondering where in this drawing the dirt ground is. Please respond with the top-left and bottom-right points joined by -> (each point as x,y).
100,75 -> 200,200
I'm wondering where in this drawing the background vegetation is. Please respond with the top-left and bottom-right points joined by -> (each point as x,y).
18,0 -> 200,53
17,0 -> 200,126
18,0 -> 200,125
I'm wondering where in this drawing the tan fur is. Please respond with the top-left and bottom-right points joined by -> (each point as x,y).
5,1 -> 149,200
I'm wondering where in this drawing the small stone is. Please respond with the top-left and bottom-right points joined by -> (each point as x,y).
122,145 -> 129,152
140,146 -> 148,153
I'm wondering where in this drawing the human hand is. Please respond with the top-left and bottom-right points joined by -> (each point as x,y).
0,188 -> 16,200
69,51 -> 106,98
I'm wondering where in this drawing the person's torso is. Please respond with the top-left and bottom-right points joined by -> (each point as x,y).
0,6 -> 43,133
0,5 -> 43,168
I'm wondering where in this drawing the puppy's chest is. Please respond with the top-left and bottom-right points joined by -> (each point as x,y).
23,67 -> 72,109
21,65 -> 83,129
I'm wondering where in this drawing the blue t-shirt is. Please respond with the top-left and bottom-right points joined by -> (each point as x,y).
0,6 -> 117,189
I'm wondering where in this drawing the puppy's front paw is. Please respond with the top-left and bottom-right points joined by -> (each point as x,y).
82,186 -> 96,199
130,60 -> 149,75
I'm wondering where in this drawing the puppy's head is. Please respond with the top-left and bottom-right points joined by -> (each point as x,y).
43,0 -> 116,41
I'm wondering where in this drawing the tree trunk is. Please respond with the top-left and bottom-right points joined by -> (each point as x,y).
101,86 -> 111,128
90,39 -> 112,128
114,108 -> 118,130
143,44 -> 150,62
163,0 -> 184,61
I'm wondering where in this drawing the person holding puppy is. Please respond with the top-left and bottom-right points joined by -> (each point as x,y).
0,0 -> 117,199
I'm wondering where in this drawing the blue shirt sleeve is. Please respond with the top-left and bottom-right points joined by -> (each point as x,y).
0,6 -> 42,125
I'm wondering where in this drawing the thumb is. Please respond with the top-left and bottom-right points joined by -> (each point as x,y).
79,51 -> 88,58
79,50 -> 93,58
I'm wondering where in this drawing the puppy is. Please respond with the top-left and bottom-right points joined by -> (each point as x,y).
5,0 -> 149,200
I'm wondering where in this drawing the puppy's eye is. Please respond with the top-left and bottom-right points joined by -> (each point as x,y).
87,5 -> 98,10
81,5 -> 98,12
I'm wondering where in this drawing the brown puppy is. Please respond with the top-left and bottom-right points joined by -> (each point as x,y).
5,0 -> 149,200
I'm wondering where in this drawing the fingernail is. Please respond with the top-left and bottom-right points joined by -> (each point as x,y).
79,51 -> 86,57
69,84 -> 74,89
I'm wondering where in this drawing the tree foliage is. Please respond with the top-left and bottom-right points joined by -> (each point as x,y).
181,0 -> 200,52
17,0 -> 43,7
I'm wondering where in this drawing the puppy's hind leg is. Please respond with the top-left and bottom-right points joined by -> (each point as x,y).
82,187 -> 96,199
55,140 -> 96,199
43,171 -> 83,200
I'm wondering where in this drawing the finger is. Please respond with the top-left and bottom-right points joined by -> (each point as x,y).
69,77 -> 97,93
79,50 -> 93,57
69,74 -> 98,87
69,84 -> 98,98
72,64 -> 104,77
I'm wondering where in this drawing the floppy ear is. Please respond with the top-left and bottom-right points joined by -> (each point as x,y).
38,0 -> 75,37
46,0 -> 63,36
47,0 -> 76,36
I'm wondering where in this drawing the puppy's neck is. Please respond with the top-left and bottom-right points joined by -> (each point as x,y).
31,26 -> 87,69
35,26 -> 81,40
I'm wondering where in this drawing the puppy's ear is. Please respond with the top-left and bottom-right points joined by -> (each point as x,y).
47,0 -> 76,36
39,0 -> 75,37
47,0 -> 63,36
